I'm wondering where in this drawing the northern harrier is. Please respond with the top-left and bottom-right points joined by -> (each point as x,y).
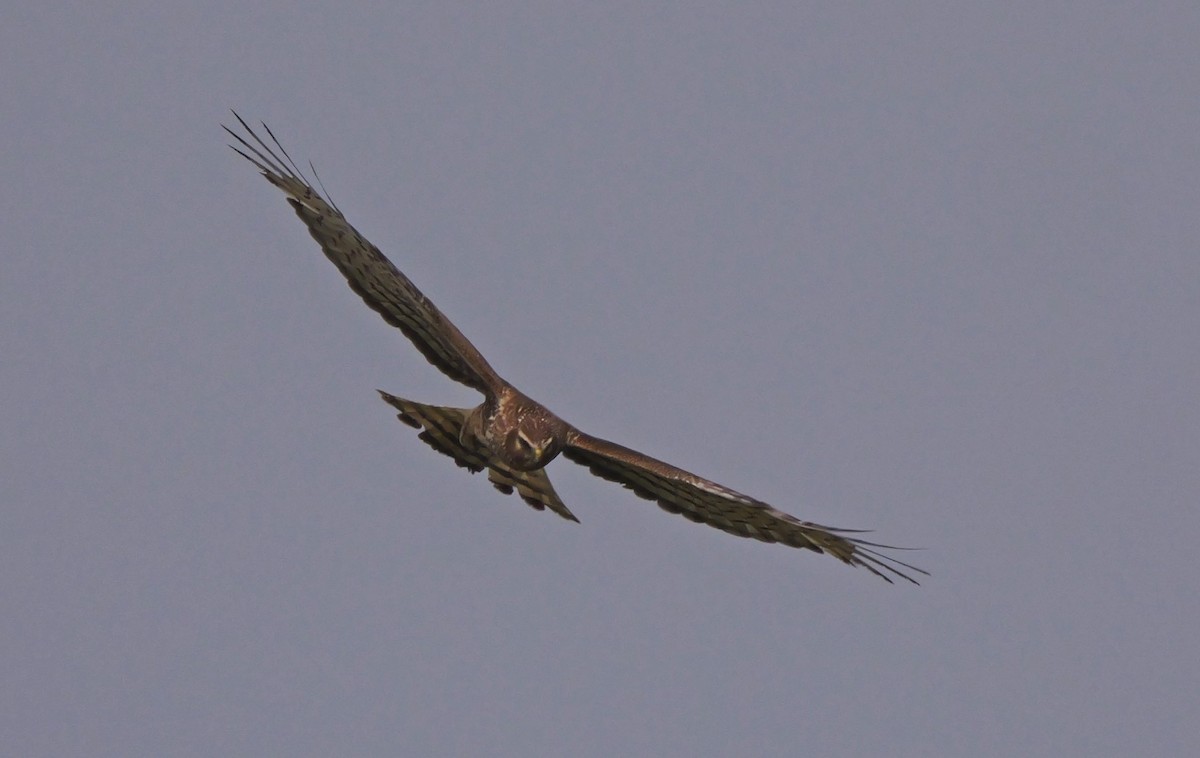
226,113 -> 926,584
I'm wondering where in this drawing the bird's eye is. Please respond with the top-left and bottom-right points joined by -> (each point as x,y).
509,431 -> 536,461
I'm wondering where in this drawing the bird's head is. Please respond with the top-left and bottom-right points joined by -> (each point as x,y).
503,428 -> 562,471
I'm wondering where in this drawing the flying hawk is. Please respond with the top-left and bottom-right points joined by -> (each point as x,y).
226,113 -> 926,584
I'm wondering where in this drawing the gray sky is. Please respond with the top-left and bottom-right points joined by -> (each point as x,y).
3,2 -> 1197,756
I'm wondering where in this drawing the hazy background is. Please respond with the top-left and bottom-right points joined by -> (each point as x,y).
3,3 -> 1197,756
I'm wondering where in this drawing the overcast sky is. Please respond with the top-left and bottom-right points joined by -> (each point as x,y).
3,3 -> 1198,756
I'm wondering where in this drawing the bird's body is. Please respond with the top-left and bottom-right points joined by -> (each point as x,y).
226,112 -> 926,583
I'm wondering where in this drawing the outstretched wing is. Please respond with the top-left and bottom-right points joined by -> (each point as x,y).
563,430 -> 926,584
379,391 -> 578,523
225,112 -> 502,395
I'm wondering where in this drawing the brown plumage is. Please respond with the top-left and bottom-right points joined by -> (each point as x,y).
226,112 -> 927,584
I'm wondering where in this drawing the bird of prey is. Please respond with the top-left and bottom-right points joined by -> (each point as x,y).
225,112 -> 926,584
